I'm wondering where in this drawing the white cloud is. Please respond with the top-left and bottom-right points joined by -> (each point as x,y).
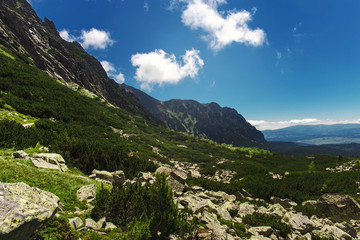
59,29 -> 77,42
249,118 -> 360,131
59,28 -> 115,50
101,60 -> 125,83
276,51 -> 282,59
131,49 -> 204,91
80,28 -> 115,50
180,0 -> 266,50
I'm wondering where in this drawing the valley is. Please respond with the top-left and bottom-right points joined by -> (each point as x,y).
0,0 -> 360,239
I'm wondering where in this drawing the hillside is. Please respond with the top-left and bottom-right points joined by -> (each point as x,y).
1,0 -> 360,239
263,124 -> 360,145
122,84 -> 265,147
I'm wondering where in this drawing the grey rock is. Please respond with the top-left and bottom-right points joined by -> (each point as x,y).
105,222 -> 117,230
12,150 -> 29,159
270,196 -> 297,208
312,225 -> 352,240
85,218 -> 102,231
170,169 -> 188,184
316,193 -> 360,220
289,213 -> 312,234
335,222 -> 357,238
31,153 -> 68,172
0,182 -> 59,240
89,169 -> 125,185
249,226 -> 273,237
76,184 -> 96,203
238,202 -> 256,218
155,166 -> 173,175
69,217 -> 83,229
166,176 -> 188,193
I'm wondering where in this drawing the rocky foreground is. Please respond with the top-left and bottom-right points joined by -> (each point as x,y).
1,150 -> 360,239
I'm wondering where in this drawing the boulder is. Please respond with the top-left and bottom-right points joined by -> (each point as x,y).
155,166 -> 173,175
270,196 -> 297,208
31,153 -> 68,172
105,222 -> 117,230
206,221 -> 229,240
238,202 -> 256,218
315,194 -> 360,220
89,169 -> 125,185
289,213 -> 312,234
334,222 -> 357,238
76,184 -> 96,203
69,217 -> 83,230
0,182 -> 59,240
190,169 -> 201,178
166,176 -> 188,193
249,226 -> 273,237
12,150 -> 29,159
312,225 -> 352,240
170,169 -> 188,184
84,217 -> 106,231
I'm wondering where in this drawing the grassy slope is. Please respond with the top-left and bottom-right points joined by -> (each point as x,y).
0,44 -> 360,204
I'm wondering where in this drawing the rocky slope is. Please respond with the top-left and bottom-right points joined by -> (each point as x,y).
0,0 -> 153,119
122,84 -> 266,147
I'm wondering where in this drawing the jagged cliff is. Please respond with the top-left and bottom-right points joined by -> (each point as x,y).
122,84 -> 266,147
0,0 -> 151,118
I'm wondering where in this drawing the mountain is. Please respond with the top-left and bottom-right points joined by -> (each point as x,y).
263,124 -> 360,145
122,83 -> 266,147
0,0 -> 152,119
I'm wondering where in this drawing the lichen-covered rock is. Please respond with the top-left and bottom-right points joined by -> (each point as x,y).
249,226 -> 273,237
105,222 -> 117,230
89,169 -> 125,185
155,166 -> 173,175
315,194 -> 360,220
69,217 -> 83,230
76,184 -> 96,203
31,153 -> 68,172
289,213 -> 312,234
12,150 -> 29,160
0,182 -> 59,240
312,225 -> 352,240
170,169 -> 188,184
270,196 -> 297,208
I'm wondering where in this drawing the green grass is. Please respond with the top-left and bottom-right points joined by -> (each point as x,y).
0,148 -> 106,211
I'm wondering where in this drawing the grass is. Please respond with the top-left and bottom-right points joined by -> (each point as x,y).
0,147 -> 107,211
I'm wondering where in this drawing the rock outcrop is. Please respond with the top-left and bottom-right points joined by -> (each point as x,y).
31,153 -> 68,172
0,182 -> 59,240
76,184 -> 97,203
89,169 -> 125,185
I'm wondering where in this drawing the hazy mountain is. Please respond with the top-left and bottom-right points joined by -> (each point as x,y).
122,84 -> 266,147
263,124 -> 360,145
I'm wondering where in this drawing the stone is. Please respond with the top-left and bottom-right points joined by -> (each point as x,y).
76,184 -> 96,203
0,182 -> 59,240
270,196 -> 297,208
206,221 -> 228,240
216,206 -> 232,221
97,217 -> 106,229
89,169 -> 125,185
301,200 -> 317,209
238,202 -> 256,217
315,193 -> 360,220
312,225 -> 352,240
85,218 -> 102,231
190,170 -> 201,178
155,166 -> 173,175
249,226 -> 273,237
31,153 -> 68,172
335,222 -> 357,238
170,169 -> 188,184
69,217 -> 83,229
12,150 -> 29,159
289,213 -> 312,234
105,222 -> 117,230
166,176 -> 188,193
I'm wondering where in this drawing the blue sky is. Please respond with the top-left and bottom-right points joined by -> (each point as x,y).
29,0 -> 360,130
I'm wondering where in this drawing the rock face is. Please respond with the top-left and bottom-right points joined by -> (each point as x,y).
0,0 -> 153,120
89,169 -> 125,185
31,153 -> 68,172
76,184 -> 97,203
0,182 -> 59,240
315,194 -> 360,220
12,150 -> 29,160
122,84 -> 266,147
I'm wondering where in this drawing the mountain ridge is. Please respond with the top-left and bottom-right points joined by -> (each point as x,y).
122,83 -> 266,147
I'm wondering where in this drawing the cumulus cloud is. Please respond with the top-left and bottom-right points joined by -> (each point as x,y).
249,118 -> 360,131
80,28 -> 115,50
131,49 -> 204,91
180,0 -> 266,50
101,60 -> 125,83
59,29 -> 77,42
59,28 -> 115,50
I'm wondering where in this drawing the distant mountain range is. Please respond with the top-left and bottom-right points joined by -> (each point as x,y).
122,84 -> 266,147
263,124 -> 360,145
